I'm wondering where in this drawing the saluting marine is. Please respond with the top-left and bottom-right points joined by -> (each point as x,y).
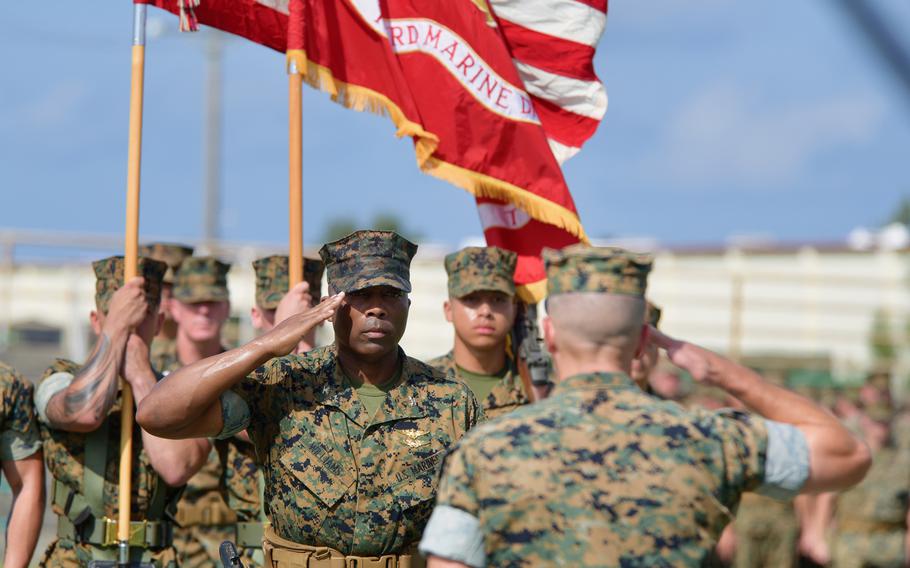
427,246 -> 530,419
420,245 -> 871,567
138,230 -> 483,568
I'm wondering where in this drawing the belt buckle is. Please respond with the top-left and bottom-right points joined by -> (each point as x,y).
129,520 -> 149,547
101,518 -> 118,547
101,517 -> 148,547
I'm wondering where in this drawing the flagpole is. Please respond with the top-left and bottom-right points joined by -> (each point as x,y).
119,3 -> 146,563
289,68 -> 303,285
288,0 -> 304,285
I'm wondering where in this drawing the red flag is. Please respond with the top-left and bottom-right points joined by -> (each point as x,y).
140,0 -> 600,301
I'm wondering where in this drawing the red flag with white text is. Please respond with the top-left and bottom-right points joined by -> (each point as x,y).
140,0 -> 605,301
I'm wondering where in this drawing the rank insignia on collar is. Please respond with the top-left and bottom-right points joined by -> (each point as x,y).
400,429 -> 429,448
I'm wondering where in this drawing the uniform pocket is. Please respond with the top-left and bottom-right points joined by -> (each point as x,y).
278,435 -> 354,509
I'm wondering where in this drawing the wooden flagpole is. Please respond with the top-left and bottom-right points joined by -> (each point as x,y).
288,0 -> 304,286
119,3 -> 147,563
289,70 -> 303,285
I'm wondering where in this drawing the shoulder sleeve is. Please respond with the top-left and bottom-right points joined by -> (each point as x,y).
0,370 -> 41,460
214,389 -> 252,440
754,420 -> 809,500
419,504 -> 485,567
702,409 -> 769,501
35,371 -> 75,425
231,356 -> 291,442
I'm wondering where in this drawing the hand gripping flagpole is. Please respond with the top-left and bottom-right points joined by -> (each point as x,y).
119,3 -> 147,564
287,0 -> 305,286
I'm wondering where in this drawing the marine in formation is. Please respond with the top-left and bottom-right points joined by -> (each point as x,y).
36,256 -> 209,567
420,244 -> 871,567
427,246 -> 530,419
138,230 -> 482,568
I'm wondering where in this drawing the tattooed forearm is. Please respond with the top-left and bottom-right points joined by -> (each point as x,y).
48,334 -> 123,428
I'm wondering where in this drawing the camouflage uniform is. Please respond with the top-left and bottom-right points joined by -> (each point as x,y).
165,257 -> 253,568
830,411 -> 910,568
140,242 -> 194,370
36,256 -> 181,568
732,493 -> 798,568
253,255 -> 325,309
421,246 -> 801,567
0,361 -> 42,467
427,246 -> 528,419
218,231 -> 483,564
426,351 -> 526,420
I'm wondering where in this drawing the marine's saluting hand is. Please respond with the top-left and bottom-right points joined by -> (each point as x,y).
648,326 -> 715,386
261,292 -> 345,359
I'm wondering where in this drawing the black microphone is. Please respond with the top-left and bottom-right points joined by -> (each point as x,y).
219,541 -> 245,568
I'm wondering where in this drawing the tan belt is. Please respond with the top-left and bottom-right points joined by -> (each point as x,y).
839,517 -> 907,534
175,493 -> 237,527
263,525 -> 424,568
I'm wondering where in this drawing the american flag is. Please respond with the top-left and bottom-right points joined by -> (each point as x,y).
491,0 -> 608,163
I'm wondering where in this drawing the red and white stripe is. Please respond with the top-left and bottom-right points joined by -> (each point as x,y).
489,0 -> 608,163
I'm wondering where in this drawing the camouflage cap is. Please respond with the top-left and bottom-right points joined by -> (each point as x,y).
172,256 -> 231,303
319,230 -> 418,294
646,300 -> 663,327
93,256 -> 168,314
138,242 -> 194,284
544,245 -> 652,297
252,255 -> 325,309
445,246 -> 517,298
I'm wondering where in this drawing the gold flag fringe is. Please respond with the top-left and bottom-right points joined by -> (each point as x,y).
516,280 -> 548,304
284,48 -> 589,271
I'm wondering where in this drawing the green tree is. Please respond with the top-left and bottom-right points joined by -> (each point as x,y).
320,213 -> 421,243
869,308 -> 896,364
321,217 -> 359,243
885,196 -> 910,227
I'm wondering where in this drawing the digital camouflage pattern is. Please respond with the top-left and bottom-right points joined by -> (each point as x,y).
831,446 -> 910,568
426,351 -> 528,420
732,493 -> 798,568
318,230 -> 418,294
149,337 -> 177,375
158,356 -> 262,568
138,242 -> 194,284
444,246 -> 517,298
544,245 -> 652,297
92,255 -> 167,314
172,256 -> 231,303
253,255 -> 325,309
232,344 -> 482,555
37,359 -> 180,567
646,300 -> 663,327
435,371 -> 768,567
0,361 -> 41,462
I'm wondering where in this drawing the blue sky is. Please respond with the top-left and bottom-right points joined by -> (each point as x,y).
2,0 -> 909,253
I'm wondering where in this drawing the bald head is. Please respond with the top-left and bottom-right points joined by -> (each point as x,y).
546,292 -> 646,373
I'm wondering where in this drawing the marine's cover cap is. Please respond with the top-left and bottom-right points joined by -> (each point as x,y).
172,256 -> 231,303
253,255 -> 325,309
319,230 -> 418,294
93,255 -> 167,314
544,245 -> 652,297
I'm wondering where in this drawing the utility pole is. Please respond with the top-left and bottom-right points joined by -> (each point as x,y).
202,30 -> 224,254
